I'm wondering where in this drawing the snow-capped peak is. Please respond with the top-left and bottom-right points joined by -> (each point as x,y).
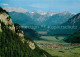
31,10 -> 47,15
47,11 -> 58,16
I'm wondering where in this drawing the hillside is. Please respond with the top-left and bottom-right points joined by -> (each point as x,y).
63,13 -> 80,43
48,13 -> 80,35
0,7 -> 54,57
64,30 -> 80,43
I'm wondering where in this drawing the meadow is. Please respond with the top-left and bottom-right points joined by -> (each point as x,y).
34,36 -> 80,57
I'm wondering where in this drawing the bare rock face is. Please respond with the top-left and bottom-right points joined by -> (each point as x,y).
27,40 -> 35,50
29,42 -> 35,50
0,12 -> 15,31
0,8 -> 24,37
0,9 -> 36,50
0,8 -> 36,50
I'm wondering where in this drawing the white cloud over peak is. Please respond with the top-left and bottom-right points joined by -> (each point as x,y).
4,7 -> 28,13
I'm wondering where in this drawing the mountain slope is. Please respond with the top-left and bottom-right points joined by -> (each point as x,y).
62,13 -> 80,27
61,13 -> 80,34
0,7 -> 54,57
63,13 -> 80,43
48,13 -> 80,35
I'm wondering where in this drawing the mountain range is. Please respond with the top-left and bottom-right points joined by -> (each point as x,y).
4,7 -> 74,26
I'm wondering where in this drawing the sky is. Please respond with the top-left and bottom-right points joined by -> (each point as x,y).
0,0 -> 80,13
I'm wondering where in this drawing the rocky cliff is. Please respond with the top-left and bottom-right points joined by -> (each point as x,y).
0,7 -> 53,57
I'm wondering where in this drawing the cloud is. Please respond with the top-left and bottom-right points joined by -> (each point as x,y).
4,7 -> 28,13
2,4 -> 8,6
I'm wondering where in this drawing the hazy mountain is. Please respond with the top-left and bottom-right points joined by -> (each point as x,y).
4,7 -> 74,26
9,12 -> 35,26
44,11 -> 74,25
8,11 -> 74,26
0,7 -> 53,57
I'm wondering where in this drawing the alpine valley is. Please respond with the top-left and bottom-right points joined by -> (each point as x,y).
1,6 -> 80,57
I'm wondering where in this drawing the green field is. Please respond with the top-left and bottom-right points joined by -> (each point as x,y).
34,36 -> 80,57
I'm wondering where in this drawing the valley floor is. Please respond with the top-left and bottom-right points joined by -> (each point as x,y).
34,36 -> 80,57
